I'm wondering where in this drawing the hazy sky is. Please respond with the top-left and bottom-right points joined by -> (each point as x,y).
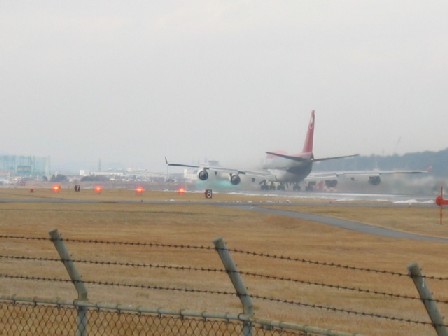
1,1 -> 447,172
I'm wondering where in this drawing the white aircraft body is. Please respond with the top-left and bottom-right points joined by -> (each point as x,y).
166,111 -> 428,191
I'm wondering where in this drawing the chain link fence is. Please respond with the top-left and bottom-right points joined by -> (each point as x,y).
2,231 -> 446,335
0,297 -> 342,336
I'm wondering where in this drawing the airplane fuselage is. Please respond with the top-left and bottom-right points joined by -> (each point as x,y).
167,111 -> 360,190
262,155 -> 313,183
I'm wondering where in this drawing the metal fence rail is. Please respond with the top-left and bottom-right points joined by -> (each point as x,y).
2,231 -> 447,335
0,296 -> 359,336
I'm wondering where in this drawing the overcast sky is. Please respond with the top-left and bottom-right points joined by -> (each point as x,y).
1,1 -> 447,172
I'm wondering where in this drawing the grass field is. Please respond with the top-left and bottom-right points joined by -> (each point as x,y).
1,187 -> 447,335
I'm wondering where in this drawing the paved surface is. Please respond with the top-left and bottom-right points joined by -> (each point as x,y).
1,195 -> 446,242
237,205 -> 448,243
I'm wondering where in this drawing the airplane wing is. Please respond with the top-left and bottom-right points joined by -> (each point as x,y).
305,168 -> 430,188
308,168 -> 429,178
166,159 -> 265,176
165,158 -> 273,185
337,168 -> 429,177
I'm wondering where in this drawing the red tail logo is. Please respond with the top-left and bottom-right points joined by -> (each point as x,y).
302,110 -> 315,153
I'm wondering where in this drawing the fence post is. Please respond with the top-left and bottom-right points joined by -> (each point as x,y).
213,237 -> 253,336
408,263 -> 447,336
49,229 -> 88,336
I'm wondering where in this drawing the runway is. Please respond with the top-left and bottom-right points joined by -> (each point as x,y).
218,191 -> 446,242
0,189 -> 444,242
234,205 -> 448,243
227,190 -> 435,205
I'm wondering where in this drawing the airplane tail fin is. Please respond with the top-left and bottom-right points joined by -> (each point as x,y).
302,110 -> 315,153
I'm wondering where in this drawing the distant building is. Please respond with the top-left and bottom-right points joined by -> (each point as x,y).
0,155 -> 50,178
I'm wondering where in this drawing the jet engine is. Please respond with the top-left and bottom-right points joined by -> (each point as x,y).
230,174 -> 241,185
368,175 -> 381,185
198,169 -> 209,181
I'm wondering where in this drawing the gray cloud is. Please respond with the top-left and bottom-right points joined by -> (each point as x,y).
1,1 -> 447,172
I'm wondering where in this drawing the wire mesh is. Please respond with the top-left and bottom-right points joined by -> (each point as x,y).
0,300 -> 322,336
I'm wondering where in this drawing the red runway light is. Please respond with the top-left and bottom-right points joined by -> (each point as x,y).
436,187 -> 448,207
135,187 -> 145,194
436,186 -> 448,225
52,185 -> 61,192
95,186 -> 103,193
177,187 -> 186,195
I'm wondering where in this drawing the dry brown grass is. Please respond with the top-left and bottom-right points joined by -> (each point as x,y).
1,187 -> 447,335
266,204 -> 448,238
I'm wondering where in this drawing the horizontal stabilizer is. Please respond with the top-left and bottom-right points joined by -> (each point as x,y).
266,152 -> 359,162
265,152 -> 309,162
313,154 -> 360,162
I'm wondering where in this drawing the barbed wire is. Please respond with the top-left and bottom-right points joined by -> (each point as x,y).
239,270 -> 441,304
0,234 -> 215,250
1,234 -> 448,281
2,255 -> 448,306
0,273 -> 235,296
0,273 -> 440,328
226,247 -> 411,276
0,254 -> 222,273
249,294 -> 444,328
223,248 -> 448,281
0,254 -> 436,304
0,235 -> 49,242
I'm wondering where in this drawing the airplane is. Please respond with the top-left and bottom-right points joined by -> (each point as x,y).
166,110 -> 360,191
166,111 -> 430,191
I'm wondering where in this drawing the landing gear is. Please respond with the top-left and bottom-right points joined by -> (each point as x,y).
259,181 -> 283,191
292,183 -> 301,192
260,181 -> 303,192
305,181 -> 316,192
260,181 -> 269,191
